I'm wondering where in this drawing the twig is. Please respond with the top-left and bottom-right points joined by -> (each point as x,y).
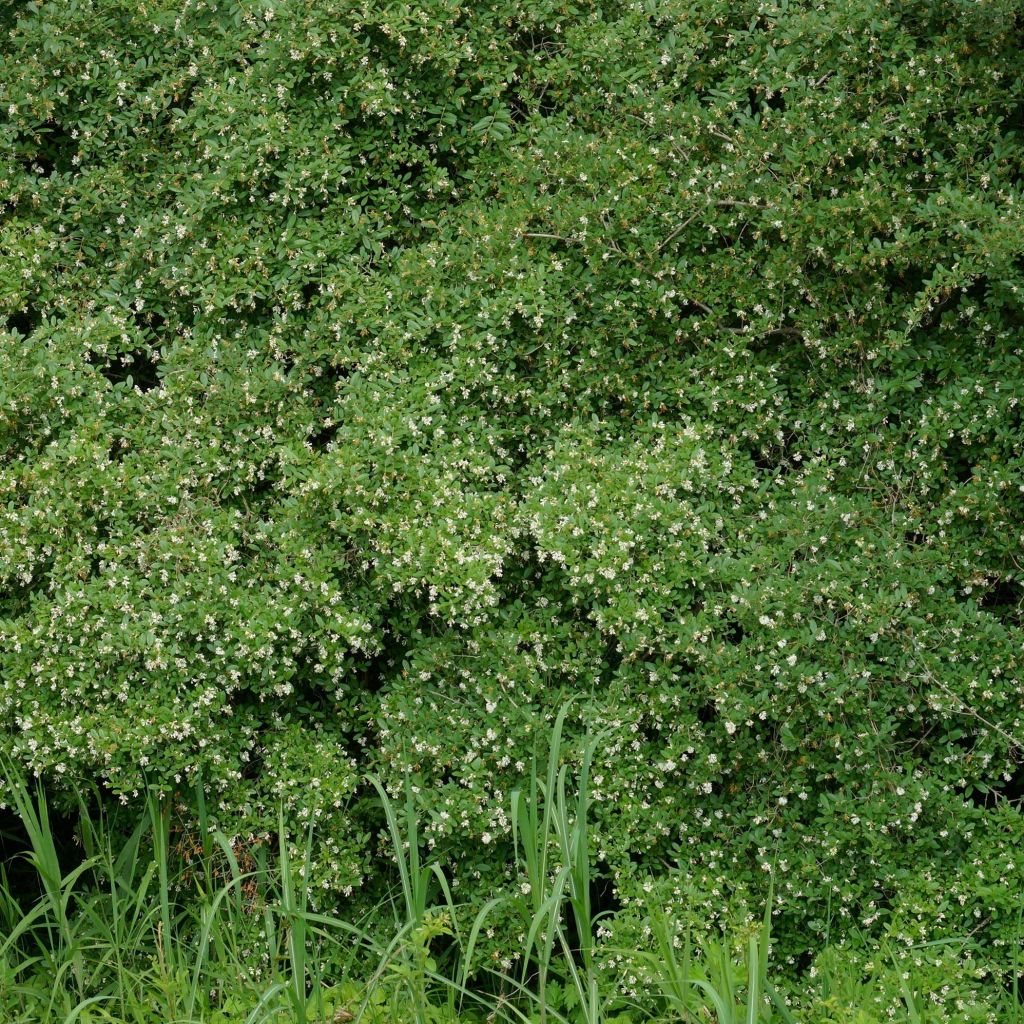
909,640 -> 1024,754
655,212 -> 698,252
655,200 -> 759,252
521,232 -> 573,242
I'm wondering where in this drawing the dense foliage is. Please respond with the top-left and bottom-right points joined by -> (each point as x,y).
2,0 -> 1023,1014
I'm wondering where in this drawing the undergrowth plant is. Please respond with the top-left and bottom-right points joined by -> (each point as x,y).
5,720 -> 1016,1024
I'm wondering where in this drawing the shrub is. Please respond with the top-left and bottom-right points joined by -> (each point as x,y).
2,0 -> 1023,998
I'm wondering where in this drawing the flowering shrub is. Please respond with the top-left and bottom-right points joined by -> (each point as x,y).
2,0 -> 1023,999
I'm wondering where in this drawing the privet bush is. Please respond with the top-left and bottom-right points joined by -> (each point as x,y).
2,0 -> 1023,1003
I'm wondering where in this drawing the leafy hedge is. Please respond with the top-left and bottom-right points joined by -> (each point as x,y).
2,0 -> 1023,1001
